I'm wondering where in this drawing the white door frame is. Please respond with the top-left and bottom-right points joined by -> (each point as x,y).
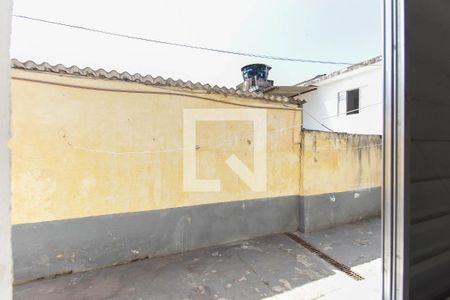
383,0 -> 408,299
0,0 -> 13,299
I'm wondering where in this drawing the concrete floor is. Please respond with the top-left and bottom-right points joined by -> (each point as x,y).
14,218 -> 381,300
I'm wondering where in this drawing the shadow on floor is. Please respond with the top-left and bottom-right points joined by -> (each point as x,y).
14,217 -> 381,300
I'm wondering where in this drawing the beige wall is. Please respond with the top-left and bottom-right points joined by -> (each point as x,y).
11,69 -> 302,224
300,130 -> 382,196
11,68 -> 383,227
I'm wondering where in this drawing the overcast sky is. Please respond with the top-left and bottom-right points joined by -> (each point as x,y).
11,0 -> 382,87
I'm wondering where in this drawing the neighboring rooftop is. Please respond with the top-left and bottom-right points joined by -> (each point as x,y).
11,59 -> 312,105
296,56 -> 382,86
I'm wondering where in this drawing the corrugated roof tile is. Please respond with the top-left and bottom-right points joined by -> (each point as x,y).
11,59 -> 297,104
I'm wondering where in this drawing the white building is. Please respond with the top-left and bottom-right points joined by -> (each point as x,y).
298,56 -> 382,134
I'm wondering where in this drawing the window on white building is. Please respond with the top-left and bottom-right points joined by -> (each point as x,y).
337,89 -> 360,116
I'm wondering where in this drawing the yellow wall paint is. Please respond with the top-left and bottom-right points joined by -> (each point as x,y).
11,70 -> 302,224
300,130 -> 382,196
11,70 -> 382,225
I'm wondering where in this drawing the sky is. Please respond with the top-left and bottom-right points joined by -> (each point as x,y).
11,0 -> 382,87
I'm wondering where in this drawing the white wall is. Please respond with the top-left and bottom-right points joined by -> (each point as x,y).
0,0 -> 13,298
302,65 -> 383,134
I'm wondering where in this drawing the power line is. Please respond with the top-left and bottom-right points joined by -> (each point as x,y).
13,14 -> 355,66
15,72 -> 379,134
14,74 -> 381,153
13,76 -> 301,111
320,102 -> 382,120
63,120 -> 381,156
303,101 -> 383,132
13,76 -> 378,152
303,110 -> 335,132
15,73 -> 376,134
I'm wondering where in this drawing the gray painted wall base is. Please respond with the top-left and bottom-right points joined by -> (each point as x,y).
299,187 -> 381,233
12,195 -> 300,284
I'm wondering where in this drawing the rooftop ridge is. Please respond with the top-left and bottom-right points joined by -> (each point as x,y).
296,55 -> 382,86
11,59 -> 296,105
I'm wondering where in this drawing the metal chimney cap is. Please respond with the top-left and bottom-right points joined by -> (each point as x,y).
240,63 -> 272,72
240,64 -> 272,81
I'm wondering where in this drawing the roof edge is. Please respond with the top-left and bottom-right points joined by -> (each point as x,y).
296,55 -> 382,87
11,59 -> 299,105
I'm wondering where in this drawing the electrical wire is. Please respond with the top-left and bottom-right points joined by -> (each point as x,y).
13,74 -> 381,138
12,76 -> 301,111
61,119 -> 381,156
14,73 -> 382,138
303,110 -> 335,132
303,101 -> 383,132
320,102 -> 382,120
13,14 -> 355,66
14,76 -> 380,154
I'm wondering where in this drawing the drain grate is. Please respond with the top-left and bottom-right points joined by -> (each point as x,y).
285,232 -> 365,281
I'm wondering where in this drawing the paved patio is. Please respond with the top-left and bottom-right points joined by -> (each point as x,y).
14,218 -> 381,300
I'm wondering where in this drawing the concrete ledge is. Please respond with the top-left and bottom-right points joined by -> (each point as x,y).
12,195 -> 300,283
299,187 -> 381,233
